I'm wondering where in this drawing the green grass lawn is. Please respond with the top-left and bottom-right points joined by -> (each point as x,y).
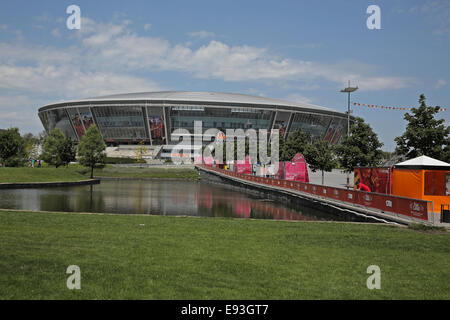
0,210 -> 448,299
0,167 -> 88,183
0,165 -> 199,183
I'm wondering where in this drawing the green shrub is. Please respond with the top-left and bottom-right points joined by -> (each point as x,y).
408,223 -> 446,232
104,157 -> 139,164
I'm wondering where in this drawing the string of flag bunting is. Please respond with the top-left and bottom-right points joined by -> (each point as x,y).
353,102 -> 447,112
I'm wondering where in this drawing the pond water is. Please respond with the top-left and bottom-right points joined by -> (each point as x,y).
0,180 -> 355,222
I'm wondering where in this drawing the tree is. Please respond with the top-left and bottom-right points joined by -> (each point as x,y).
395,94 -> 450,162
77,125 -> 106,178
23,132 -> 41,160
41,128 -> 76,168
336,117 -> 384,172
60,137 -> 77,166
0,127 -> 26,167
281,128 -> 310,161
305,139 -> 337,185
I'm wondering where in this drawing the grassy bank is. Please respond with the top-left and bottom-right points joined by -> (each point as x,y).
0,210 -> 448,299
0,165 -> 199,183
0,167 -> 88,183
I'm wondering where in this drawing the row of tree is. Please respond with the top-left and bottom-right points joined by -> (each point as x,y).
275,117 -> 383,184
0,126 -> 106,178
204,116 -> 383,184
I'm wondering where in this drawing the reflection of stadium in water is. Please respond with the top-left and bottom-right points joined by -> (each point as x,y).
38,91 -> 353,147
0,180 -> 367,222
195,182 -> 316,220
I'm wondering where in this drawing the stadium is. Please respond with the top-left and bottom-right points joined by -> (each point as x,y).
38,91 -> 351,158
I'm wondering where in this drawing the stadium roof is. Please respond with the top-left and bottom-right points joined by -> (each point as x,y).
39,91 -> 344,116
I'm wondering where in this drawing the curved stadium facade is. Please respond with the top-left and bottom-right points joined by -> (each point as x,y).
38,91 -> 351,157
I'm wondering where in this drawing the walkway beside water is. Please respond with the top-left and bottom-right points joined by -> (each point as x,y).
197,165 -> 443,226
308,169 -> 350,188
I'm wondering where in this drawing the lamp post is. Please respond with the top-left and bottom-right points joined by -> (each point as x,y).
340,81 -> 358,189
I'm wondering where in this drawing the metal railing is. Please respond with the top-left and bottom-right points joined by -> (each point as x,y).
199,165 -> 434,224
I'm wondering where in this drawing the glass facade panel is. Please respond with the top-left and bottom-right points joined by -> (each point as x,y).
44,109 -> 77,140
168,106 -> 273,142
288,113 -> 332,140
39,103 -> 347,147
146,106 -> 166,145
92,106 -> 146,140
67,108 -> 84,140
273,111 -> 290,137
324,117 -> 338,143
330,117 -> 347,145
38,112 -> 50,132
78,107 -> 95,137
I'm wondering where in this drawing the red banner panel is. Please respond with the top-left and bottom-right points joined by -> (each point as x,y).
354,167 -> 393,194
329,187 -> 341,200
393,197 -> 428,220
199,165 -> 429,221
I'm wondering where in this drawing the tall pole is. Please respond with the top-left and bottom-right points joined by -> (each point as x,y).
340,81 -> 358,189
347,87 -> 351,189
347,81 -> 350,139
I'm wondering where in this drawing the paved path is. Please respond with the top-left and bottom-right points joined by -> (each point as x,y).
308,168 -> 352,188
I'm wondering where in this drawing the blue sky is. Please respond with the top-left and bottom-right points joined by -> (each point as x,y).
0,0 -> 449,151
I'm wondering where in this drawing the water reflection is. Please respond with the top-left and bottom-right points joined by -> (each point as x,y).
0,180 -> 337,221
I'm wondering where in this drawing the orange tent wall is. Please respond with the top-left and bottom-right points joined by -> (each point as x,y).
422,170 -> 449,213
392,169 -> 423,199
393,169 -> 449,213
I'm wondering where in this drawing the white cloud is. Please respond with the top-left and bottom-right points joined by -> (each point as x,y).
188,30 -> 215,39
0,95 -> 46,132
14,30 -> 23,40
83,22 -> 129,46
35,13 -> 52,23
244,88 -> 267,97
284,93 -> 313,104
435,79 -> 448,89
406,1 -> 450,38
0,64 -> 163,98
0,17 -> 416,133
66,18 -> 414,89
51,28 -> 61,37
0,17 -> 416,91
144,23 -> 152,31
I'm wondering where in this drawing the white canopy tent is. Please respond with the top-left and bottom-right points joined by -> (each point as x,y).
395,155 -> 450,170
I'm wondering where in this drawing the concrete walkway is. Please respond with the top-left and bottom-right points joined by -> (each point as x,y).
308,168 -> 352,188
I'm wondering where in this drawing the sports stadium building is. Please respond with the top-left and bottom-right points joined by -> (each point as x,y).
38,91 -> 351,158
